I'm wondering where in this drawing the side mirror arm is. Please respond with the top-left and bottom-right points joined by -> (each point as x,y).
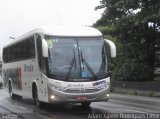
104,39 -> 116,58
42,39 -> 48,57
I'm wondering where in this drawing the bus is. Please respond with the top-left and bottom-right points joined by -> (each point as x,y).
2,26 -> 116,108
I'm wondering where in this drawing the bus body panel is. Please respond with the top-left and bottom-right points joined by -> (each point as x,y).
3,59 -> 38,98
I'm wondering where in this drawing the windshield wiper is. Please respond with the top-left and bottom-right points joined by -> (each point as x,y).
80,50 -> 98,80
65,49 -> 76,81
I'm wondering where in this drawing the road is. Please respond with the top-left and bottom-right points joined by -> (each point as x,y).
0,88 -> 160,119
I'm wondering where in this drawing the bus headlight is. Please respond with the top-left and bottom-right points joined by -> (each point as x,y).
48,82 -> 66,91
50,95 -> 55,100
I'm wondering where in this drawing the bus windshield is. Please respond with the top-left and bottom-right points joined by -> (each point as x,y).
45,36 -> 107,81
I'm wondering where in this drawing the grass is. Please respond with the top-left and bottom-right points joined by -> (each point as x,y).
128,91 -> 156,97
154,76 -> 160,82
128,91 -> 138,96
147,91 -> 155,97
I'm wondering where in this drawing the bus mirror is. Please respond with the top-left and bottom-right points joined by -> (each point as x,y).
42,39 -> 48,57
104,39 -> 116,58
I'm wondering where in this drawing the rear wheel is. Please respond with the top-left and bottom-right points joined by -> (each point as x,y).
9,82 -> 16,99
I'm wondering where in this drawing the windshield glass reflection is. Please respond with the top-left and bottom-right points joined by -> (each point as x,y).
45,36 -> 107,81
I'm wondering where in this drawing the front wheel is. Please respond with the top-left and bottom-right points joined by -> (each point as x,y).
81,102 -> 91,108
33,87 -> 44,108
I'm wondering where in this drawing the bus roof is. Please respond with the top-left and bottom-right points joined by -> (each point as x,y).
3,26 -> 102,48
38,26 -> 102,37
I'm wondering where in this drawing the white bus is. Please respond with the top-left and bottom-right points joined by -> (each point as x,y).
2,26 -> 116,108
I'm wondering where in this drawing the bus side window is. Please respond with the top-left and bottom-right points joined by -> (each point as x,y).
12,44 -> 17,61
8,46 -> 12,62
36,35 -> 42,68
15,43 -> 19,61
16,42 -> 22,60
5,48 -> 9,62
22,39 -> 28,59
28,37 -> 35,58
3,48 -> 7,62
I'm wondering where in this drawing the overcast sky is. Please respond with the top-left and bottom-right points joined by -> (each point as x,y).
0,0 -> 104,55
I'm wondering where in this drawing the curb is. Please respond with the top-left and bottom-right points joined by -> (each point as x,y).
111,87 -> 160,98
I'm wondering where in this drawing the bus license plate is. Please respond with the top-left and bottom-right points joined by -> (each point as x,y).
76,96 -> 87,101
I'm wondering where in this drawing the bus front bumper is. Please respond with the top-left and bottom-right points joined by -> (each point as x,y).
47,87 -> 110,103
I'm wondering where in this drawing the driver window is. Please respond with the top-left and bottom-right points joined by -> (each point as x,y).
36,34 -> 47,75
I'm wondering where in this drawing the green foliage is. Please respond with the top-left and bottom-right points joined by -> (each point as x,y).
113,60 -> 153,81
134,91 -> 138,95
154,76 -> 160,82
95,0 -> 160,81
147,91 -> 155,97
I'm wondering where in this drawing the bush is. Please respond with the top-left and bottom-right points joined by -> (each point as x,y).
113,59 -> 153,81
148,91 -> 155,97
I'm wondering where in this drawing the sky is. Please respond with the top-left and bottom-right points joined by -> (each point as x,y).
0,0 -> 104,56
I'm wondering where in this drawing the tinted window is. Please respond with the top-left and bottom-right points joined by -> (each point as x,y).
16,42 -> 22,60
3,48 -> 7,62
7,46 -> 12,62
28,37 -> 35,58
3,36 -> 35,63
36,35 -> 42,68
11,44 -> 16,61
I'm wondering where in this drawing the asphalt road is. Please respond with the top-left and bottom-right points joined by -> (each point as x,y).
0,88 -> 160,119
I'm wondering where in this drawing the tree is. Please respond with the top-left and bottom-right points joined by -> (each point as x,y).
95,0 -> 160,81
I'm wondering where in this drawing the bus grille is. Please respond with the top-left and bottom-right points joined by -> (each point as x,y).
63,88 -> 101,93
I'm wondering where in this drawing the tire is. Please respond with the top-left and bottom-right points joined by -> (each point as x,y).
9,82 -> 16,99
33,87 -> 44,108
81,102 -> 91,108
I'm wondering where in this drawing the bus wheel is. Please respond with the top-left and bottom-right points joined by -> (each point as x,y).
9,82 -> 16,99
81,102 -> 91,108
34,87 -> 44,108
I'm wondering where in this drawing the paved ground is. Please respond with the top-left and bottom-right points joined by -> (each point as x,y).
0,88 -> 160,119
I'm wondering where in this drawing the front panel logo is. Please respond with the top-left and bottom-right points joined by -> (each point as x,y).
80,88 -> 86,93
